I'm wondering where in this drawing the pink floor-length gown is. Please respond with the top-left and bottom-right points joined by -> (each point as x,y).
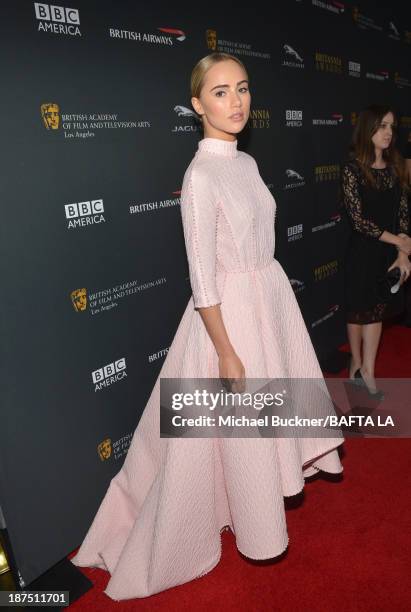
71,137 -> 344,600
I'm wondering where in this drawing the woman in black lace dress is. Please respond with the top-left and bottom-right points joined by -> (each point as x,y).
406,135 -> 411,181
342,106 -> 411,394
404,136 -> 411,326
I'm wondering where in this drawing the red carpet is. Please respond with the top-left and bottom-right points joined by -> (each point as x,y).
68,323 -> 411,611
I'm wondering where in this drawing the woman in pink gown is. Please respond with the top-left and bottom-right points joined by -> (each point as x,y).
71,52 -> 344,600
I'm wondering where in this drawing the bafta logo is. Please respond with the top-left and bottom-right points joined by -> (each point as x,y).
97,438 -> 112,461
41,103 -> 60,129
206,29 -> 217,51
71,288 -> 87,312
351,112 -> 358,125
352,7 -> 359,22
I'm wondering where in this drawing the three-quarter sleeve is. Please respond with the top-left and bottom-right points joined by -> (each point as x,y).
398,189 -> 410,234
341,163 -> 384,238
180,166 -> 221,309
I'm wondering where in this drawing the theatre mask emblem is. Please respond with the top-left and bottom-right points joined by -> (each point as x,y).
41,103 -> 60,129
71,288 -> 87,312
206,29 -> 217,51
98,439 -> 112,461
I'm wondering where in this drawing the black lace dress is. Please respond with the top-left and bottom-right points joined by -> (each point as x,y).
341,159 -> 409,324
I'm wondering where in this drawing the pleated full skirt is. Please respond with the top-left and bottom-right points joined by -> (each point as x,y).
71,259 -> 343,600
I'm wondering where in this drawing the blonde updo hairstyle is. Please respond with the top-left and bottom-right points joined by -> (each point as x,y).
190,52 -> 248,123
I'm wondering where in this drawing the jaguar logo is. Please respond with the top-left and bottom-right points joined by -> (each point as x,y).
174,105 -> 196,117
283,45 -> 303,62
285,169 -> 304,180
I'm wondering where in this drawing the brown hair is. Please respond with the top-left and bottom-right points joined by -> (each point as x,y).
349,105 -> 408,189
190,52 -> 248,99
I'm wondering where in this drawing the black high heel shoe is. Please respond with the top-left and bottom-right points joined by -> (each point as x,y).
354,369 -> 385,400
348,357 -> 363,382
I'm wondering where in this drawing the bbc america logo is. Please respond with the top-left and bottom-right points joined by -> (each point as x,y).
64,199 -> 105,229
92,358 -> 127,392
285,110 -> 303,127
287,224 -> 303,241
348,61 -> 361,78
34,3 -> 81,36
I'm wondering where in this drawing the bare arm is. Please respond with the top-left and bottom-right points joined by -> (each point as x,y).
379,230 -> 405,248
197,304 -> 234,357
379,199 -> 411,255
197,305 -> 245,390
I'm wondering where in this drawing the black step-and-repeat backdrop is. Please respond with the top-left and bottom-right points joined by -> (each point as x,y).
1,0 -> 410,588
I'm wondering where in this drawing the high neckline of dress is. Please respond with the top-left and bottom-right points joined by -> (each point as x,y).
198,137 -> 238,158
354,158 -> 389,171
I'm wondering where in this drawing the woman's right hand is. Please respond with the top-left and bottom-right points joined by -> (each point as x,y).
219,351 -> 246,394
389,252 -> 411,284
397,233 -> 411,256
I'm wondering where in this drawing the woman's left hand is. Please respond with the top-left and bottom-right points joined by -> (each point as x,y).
388,253 -> 411,285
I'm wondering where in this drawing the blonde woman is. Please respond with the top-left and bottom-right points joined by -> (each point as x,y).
72,53 -> 344,600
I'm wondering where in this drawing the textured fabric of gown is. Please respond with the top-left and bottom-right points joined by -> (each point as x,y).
341,159 -> 409,324
71,137 -> 344,600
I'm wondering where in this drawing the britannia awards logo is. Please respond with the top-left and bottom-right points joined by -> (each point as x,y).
314,260 -> 339,281
399,116 -> 411,130
315,164 -> 340,182
71,288 -> 87,312
34,3 -> 81,36
248,109 -> 270,129
315,52 -> 343,74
